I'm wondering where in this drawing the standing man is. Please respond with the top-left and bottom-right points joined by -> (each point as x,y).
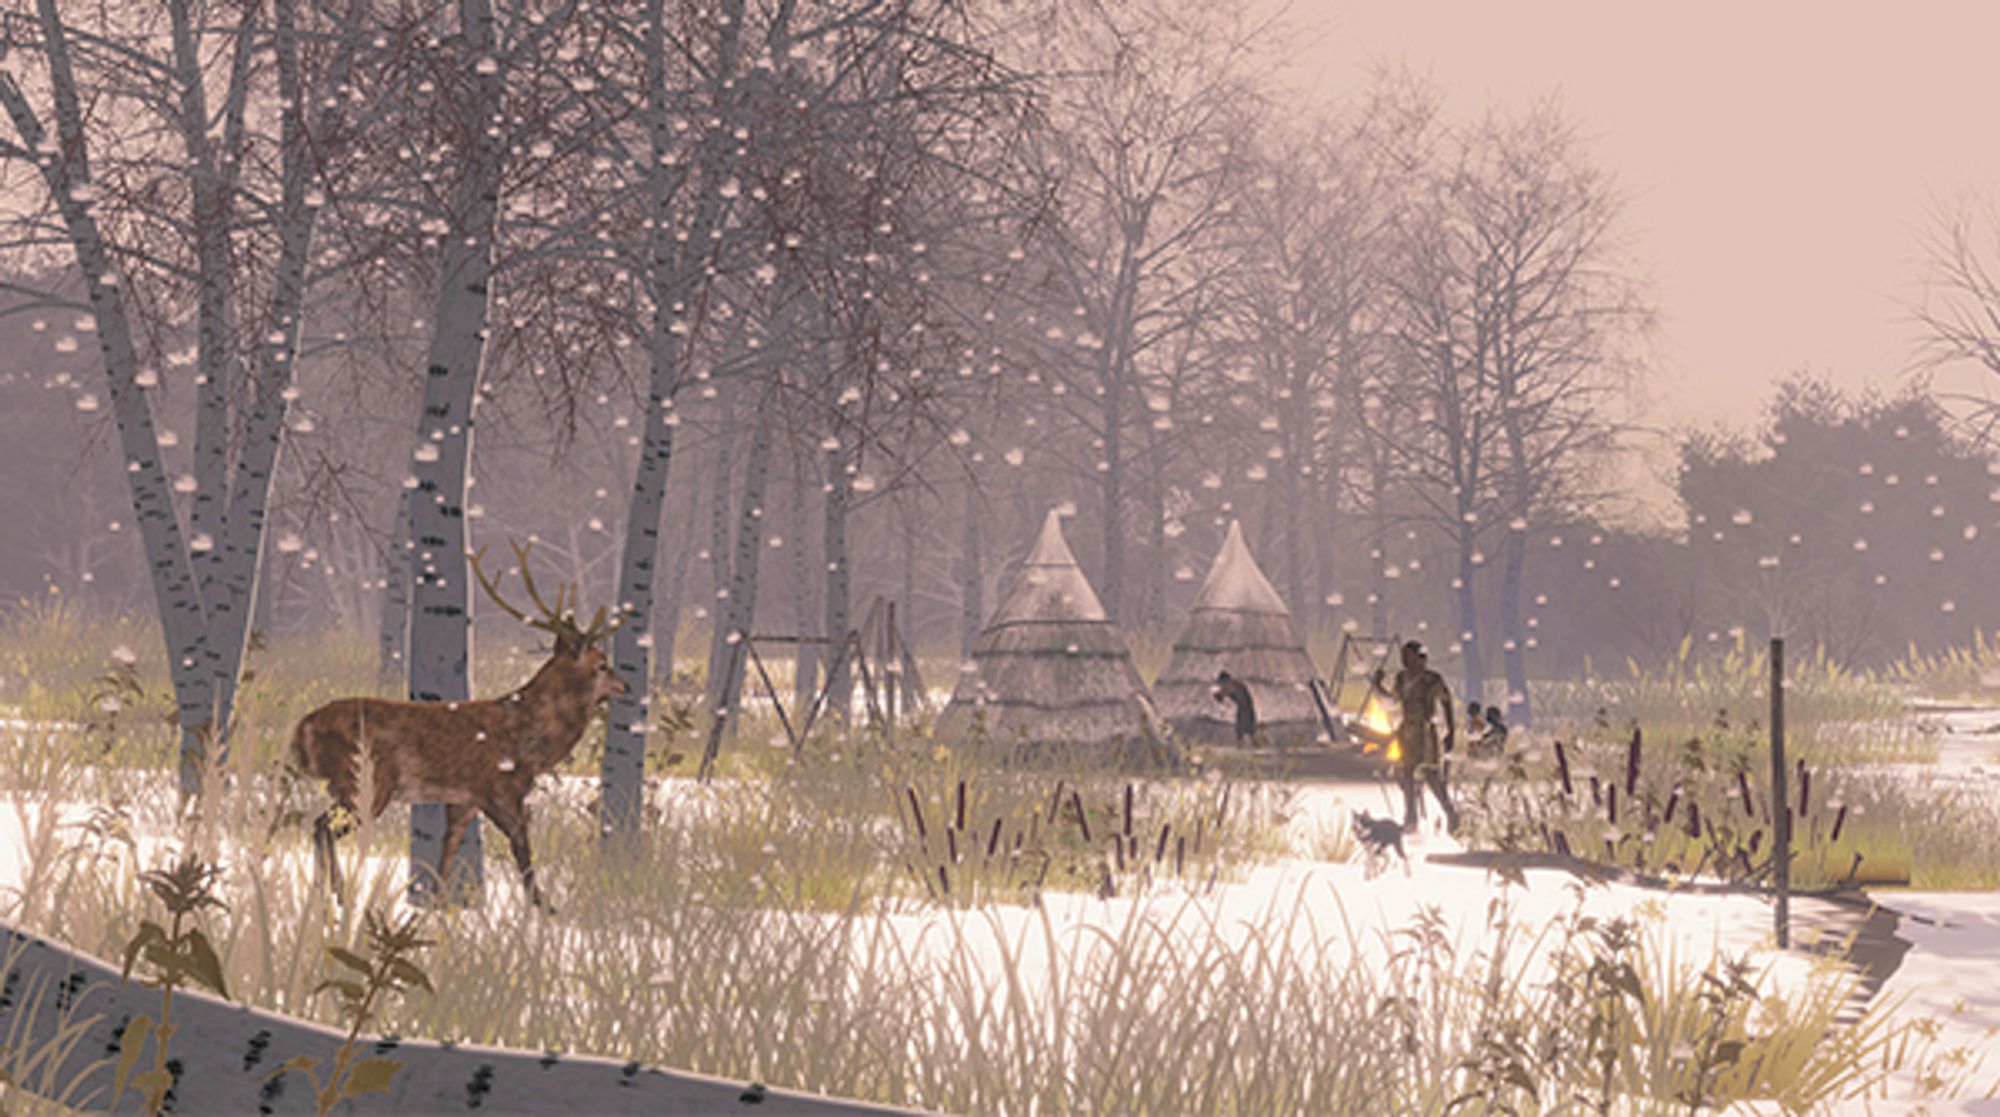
1371,641 -> 1459,834
1214,670 -> 1258,746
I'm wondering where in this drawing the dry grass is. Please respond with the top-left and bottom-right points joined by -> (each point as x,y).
1,623 -> 1995,1113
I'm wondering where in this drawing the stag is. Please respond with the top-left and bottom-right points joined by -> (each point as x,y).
291,542 -> 627,910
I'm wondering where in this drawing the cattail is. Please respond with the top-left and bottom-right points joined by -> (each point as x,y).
1737,771 -> 1755,818
946,828 -> 959,864
1626,727 -> 1642,796
1553,829 -> 1573,859
955,780 -> 967,831
1590,775 -> 1602,808
906,787 -> 928,841
986,817 -> 1003,859
1113,836 -> 1126,873
1607,784 -> 1619,826
1830,803 -> 1848,843
938,864 -> 951,897
1156,822 -> 1171,861
1124,783 -> 1134,838
1686,800 -> 1701,839
1072,790 -> 1091,843
1663,785 -> 1680,825
1555,741 -> 1573,796
1798,765 -> 1810,818
1175,835 -> 1185,875
1747,829 -> 1763,856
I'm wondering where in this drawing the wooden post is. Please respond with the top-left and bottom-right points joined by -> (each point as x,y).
1770,636 -> 1789,948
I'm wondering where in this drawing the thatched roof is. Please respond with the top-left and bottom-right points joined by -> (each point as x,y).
1155,521 -> 1327,744
936,510 -> 1164,747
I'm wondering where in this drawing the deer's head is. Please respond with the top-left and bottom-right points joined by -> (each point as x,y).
471,541 -> 630,706
575,644 -> 627,704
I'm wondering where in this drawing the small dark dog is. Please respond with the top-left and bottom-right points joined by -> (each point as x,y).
1352,810 -> 1409,879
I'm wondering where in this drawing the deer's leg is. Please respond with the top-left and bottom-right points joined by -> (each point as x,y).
433,804 -> 476,902
483,797 -> 547,912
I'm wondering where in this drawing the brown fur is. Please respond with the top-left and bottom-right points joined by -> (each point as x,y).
291,644 -> 626,910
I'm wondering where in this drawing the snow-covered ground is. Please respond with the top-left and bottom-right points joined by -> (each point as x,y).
5,711 -> 2000,1112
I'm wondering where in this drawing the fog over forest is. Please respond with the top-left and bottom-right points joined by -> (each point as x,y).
6,0 -> 2000,720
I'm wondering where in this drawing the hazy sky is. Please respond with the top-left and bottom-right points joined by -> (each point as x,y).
1295,2 -> 2000,434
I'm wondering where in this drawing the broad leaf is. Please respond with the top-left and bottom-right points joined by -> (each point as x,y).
111,1014 -> 152,1102
340,1058 -> 402,1100
120,922 -> 167,983
327,947 -> 372,977
183,930 -> 230,999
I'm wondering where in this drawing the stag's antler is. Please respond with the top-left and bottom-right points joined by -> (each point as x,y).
468,540 -> 625,651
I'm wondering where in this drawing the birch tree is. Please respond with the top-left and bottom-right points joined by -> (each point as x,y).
0,0 -> 360,791
595,0 -> 1024,831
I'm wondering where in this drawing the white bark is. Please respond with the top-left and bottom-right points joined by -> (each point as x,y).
1,4 -> 216,792
822,444 -> 854,721
600,0 -> 746,836
0,921 -> 919,1115
600,358 -> 681,834
959,483 -> 982,658
703,381 -> 743,702
792,459 -> 820,714
170,0 -> 251,625
377,487 -> 414,692
711,389 -> 775,740
202,0 -> 329,750
406,0 -> 507,901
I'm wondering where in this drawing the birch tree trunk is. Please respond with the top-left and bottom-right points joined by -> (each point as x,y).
898,496 -> 917,656
1282,416 -> 1309,618
201,4 -> 326,748
1500,521 -> 1531,727
711,390 -> 775,740
600,383 -> 680,835
1368,440 -> 1389,637
1100,372 -> 1125,625
704,381 -> 742,700
3,3 -> 215,792
959,482 -> 982,658
170,0 -> 248,620
377,487 -> 414,691
1144,432 -> 1168,636
599,0 -> 745,836
1455,525 -> 1484,712
792,457 -> 820,717
406,0 -> 507,903
822,444 -> 855,722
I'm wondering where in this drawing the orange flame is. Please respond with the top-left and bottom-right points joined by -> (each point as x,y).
1357,694 -> 1399,761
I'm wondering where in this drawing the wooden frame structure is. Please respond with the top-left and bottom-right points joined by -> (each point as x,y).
697,597 -> 926,780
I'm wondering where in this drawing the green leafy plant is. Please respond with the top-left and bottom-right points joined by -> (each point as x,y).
114,852 -> 230,1116
271,908 -> 433,1116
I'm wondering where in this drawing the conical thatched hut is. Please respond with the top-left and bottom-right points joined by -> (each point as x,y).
936,510 -> 1166,749
1155,521 -> 1327,745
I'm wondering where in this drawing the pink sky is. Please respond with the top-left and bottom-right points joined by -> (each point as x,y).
1295,1 -> 2000,433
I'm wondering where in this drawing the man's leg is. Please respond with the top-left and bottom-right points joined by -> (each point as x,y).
1398,760 -> 1420,829
1426,766 -> 1459,834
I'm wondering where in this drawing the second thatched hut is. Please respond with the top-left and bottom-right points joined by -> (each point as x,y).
1154,521 -> 1327,745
